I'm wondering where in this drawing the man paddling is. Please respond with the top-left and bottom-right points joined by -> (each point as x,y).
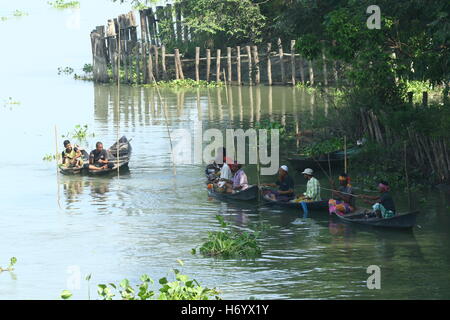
360,181 -> 396,218
89,142 -> 114,171
262,165 -> 295,201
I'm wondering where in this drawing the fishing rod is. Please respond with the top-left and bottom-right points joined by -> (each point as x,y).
320,186 -> 366,199
116,30 -> 121,178
55,125 -> 62,210
150,72 -> 177,176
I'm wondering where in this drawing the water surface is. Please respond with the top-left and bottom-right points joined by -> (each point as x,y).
1,0 -> 449,300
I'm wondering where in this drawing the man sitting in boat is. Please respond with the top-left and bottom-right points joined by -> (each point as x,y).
206,147 -> 227,181
292,168 -> 321,202
328,173 -> 355,216
89,142 -> 114,171
61,140 -> 83,168
225,163 -> 249,194
262,165 -> 295,201
215,159 -> 234,193
360,181 -> 396,218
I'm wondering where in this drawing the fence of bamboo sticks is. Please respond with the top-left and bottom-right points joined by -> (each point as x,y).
90,9 -> 339,86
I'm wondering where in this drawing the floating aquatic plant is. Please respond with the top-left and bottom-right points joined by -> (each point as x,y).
60,261 -> 221,300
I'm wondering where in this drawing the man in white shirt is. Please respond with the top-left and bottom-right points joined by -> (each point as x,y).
218,162 -> 233,188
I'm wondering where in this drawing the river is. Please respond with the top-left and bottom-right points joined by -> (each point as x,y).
1,0 -> 449,300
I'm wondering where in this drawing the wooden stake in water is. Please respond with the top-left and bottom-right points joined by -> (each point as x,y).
116,28 -> 121,178
344,135 -> 347,174
151,73 -> 177,176
404,141 -> 412,210
55,125 -> 62,209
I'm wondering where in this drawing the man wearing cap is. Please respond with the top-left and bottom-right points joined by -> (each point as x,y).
293,168 -> 321,202
262,165 -> 295,201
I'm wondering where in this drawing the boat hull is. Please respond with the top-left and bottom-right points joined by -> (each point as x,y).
333,210 -> 419,229
262,195 -> 329,211
59,136 -> 132,176
207,185 -> 259,201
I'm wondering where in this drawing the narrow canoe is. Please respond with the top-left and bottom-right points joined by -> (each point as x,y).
287,156 -> 343,171
59,136 -> 132,176
333,209 -> 419,229
88,136 -> 132,176
287,146 -> 361,171
207,185 -> 259,201
262,195 -> 329,211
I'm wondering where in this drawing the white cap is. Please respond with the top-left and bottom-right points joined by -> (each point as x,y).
301,168 -> 314,175
280,165 -> 288,172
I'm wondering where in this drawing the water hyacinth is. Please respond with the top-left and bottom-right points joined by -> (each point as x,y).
195,215 -> 262,259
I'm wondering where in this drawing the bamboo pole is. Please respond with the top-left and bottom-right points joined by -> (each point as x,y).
136,43 -> 141,84
153,45 -> 160,80
227,47 -> 232,83
308,60 -> 314,85
344,135 -> 347,174
206,49 -> 211,82
123,42 -> 128,83
278,38 -> 285,84
147,43 -> 154,83
246,46 -> 252,85
54,125 -> 62,209
175,48 -> 184,79
321,41 -> 328,86
404,141 -> 412,210
160,45 -> 166,80
267,43 -> 272,86
290,40 -> 296,86
174,49 -> 180,80
252,45 -> 260,85
236,46 -> 241,85
216,49 -> 221,83
299,57 -> 305,84
116,30 -> 121,177
195,47 -> 200,81
150,74 -> 176,176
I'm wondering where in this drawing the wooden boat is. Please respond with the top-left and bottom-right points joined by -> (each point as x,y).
207,185 -> 259,201
333,209 -> 419,229
59,136 -> 132,176
288,146 -> 361,171
288,156 -> 343,171
88,136 -> 132,176
262,194 -> 329,211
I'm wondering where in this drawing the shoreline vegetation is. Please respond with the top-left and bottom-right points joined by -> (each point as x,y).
47,0 -> 80,9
